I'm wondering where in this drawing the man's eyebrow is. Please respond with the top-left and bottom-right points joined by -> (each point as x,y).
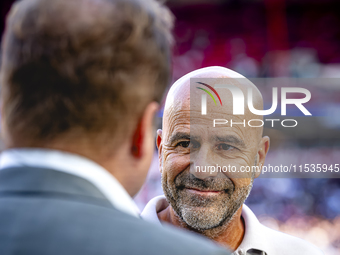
214,135 -> 246,148
168,132 -> 190,144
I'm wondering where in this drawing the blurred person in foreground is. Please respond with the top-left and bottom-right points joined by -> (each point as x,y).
0,0 -> 230,254
141,66 -> 323,255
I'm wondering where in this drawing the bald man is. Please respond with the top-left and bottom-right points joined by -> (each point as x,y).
141,66 -> 323,255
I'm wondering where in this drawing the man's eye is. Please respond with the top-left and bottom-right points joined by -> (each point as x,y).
217,143 -> 233,150
177,141 -> 190,148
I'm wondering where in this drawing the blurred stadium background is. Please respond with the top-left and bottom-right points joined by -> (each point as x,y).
1,0 -> 340,254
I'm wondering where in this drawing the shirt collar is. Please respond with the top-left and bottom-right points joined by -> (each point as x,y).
141,195 -> 269,255
141,195 -> 167,226
0,148 -> 139,218
237,204 -> 269,255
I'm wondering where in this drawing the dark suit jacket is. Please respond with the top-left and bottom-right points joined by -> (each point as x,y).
0,167 -> 229,255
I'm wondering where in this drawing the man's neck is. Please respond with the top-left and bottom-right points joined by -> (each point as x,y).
158,205 -> 245,251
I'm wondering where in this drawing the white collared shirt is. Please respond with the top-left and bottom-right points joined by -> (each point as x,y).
141,195 -> 324,255
0,148 -> 139,218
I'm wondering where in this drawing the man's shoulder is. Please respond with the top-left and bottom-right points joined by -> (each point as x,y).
0,195 -> 229,255
97,204 -> 230,255
261,224 -> 323,255
241,205 -> 323,255
255,219 -> 323,255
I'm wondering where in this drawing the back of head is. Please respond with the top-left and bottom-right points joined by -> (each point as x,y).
0,0 -> 173,155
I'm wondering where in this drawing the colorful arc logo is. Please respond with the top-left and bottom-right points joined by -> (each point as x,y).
196,82 -> 222,106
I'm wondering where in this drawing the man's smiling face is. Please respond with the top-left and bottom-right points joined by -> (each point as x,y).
158,74 -> 269,233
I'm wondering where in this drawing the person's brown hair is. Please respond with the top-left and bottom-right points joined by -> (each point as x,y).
0,0 -> 173,151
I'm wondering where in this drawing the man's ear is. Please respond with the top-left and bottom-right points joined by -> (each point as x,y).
156,129 -> 163,173
131,102 -> 159,158
255,136 -> 270,178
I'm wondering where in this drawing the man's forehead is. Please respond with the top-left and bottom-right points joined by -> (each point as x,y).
164,66 -> 245,109
165,67 -> 263,114
163,66 -> 264,141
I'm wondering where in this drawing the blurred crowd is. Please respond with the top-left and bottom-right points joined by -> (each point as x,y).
169,0 -> 340,80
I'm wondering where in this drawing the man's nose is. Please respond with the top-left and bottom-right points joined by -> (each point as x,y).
190,146 -> 219,180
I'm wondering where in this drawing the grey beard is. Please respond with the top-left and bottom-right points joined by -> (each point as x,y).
162,171 -> 254,234
180,184 -> 252,231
